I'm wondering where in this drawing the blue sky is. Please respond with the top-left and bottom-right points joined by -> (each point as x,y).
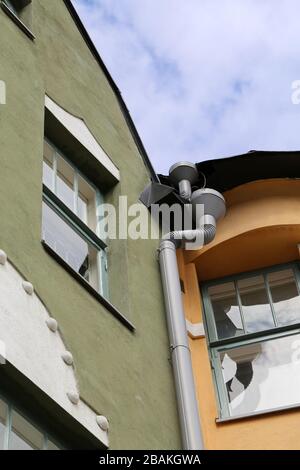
73,0 -> 300,173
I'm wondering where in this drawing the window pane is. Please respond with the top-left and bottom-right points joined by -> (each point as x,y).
219,334 -> 300,417
268,269 -> 300,327
0,398 -> 7,450
56,155 -> 75,211
208,282 -> 244,340
78,175 -> 97,232
43,141 -> 55,191
9,410 -> 43,450
42,202 -> 99,291
238,276 -> 275,333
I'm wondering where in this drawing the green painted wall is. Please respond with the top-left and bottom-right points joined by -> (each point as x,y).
0,0 -> 181,449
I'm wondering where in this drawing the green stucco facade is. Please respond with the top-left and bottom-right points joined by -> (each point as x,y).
0,0 -> 181,449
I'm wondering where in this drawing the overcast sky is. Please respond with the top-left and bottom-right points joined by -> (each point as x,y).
73,0 -> 300,174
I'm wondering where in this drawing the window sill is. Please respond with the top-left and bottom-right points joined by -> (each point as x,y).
1,1 -> 35,40
42,241 -> 135,332
216,402 -> 300,424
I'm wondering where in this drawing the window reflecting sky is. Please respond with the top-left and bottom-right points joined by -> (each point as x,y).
221,334 -> 300,416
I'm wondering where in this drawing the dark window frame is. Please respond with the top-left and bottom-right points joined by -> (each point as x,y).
42,138 -> 135,332
1,0 -> 35,40
0,391 -> 62,450
42,137 -> 109,299
201,261 -> 300,420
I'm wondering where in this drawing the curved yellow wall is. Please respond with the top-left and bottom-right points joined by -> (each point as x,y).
179,179 -> 300,449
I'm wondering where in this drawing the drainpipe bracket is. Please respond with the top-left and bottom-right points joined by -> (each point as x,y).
170,344 -> 191,354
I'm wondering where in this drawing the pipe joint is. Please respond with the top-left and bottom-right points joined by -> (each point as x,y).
162,224 -> 216,249
178,179 -> 192,201
158,239 -> 178,253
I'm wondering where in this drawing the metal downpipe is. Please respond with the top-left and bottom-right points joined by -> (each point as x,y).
156,181 -> 226,450
159,224 -> 216,450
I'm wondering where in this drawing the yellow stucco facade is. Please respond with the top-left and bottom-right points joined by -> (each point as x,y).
178,178 -> 300,449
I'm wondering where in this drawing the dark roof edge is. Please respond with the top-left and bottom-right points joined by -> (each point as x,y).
198,149 -> 300,166
158,149 -> 300,193
64,0 -> 159,183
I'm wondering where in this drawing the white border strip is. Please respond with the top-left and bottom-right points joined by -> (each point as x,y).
186,320 -> 205,339
45,95 -> 120,182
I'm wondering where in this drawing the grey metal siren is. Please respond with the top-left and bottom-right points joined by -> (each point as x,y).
169,162 -> 199,200
165,183 -> 226,247
191,188 -> 226,228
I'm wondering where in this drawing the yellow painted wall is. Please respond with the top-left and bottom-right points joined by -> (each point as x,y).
179,178 -> 300,449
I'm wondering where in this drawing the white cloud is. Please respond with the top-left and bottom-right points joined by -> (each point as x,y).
73,0 -> 300,173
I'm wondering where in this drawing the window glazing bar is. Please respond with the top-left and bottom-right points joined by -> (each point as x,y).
73,170 -> 79,216
234,280 -> 247,334
53,150 -> 58,195
264,273 -> 278,327
43,186 -> 107,251
211,326 -> 300,351
211,349 -> 230,418
293,266 -> 300,296
3,403 -> 12,450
